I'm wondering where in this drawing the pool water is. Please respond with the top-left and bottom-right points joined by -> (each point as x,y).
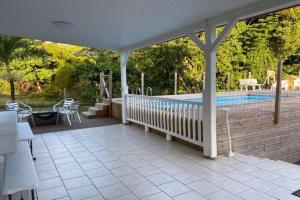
187,95 -> 274,105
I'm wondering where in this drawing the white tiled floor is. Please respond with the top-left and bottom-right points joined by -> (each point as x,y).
1,124 -> 300,200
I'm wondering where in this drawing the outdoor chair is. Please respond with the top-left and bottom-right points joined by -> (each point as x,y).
271,80 -> 288,90
54,99 -> 81,126
294,79 -> 300,90
5,101 -> 35,127
53,98 -> 75,112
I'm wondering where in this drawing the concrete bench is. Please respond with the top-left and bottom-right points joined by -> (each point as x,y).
3,141 -> 39,200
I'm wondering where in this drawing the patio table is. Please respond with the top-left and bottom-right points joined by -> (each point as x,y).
29,110 -> 63,126
17,122 -> 35,160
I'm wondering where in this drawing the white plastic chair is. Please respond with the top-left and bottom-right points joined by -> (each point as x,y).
5,101 -> 35,127
271,80 -> 288,90
53,98 -> 74,126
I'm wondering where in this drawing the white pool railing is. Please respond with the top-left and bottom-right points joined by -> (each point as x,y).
125,94 -> 203,147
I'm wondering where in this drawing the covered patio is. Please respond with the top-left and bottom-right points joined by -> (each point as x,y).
1,0 -> 300,199
1,124 -> 300,200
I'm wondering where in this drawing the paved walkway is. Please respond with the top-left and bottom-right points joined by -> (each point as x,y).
2,124 -> 300,199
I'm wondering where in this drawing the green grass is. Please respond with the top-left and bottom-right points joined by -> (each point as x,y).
0,95 -> 93,112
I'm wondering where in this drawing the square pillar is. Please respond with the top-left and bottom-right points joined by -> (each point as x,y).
203,25 -> 217,158
120,51 -> 129,124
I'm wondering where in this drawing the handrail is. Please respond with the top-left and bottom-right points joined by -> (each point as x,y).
126,94 -> 202,106
146,87 -> 153,96
223,107 -> 234,157
136,87 -> 141,95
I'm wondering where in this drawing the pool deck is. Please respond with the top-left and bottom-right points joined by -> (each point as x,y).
1,124 -> 300,200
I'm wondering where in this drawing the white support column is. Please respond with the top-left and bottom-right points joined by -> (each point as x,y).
203,24 -> 217,158
120,51 -> 129,124
188,19 -> 236,158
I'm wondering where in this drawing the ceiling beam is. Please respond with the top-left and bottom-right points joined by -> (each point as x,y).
121,0 -> 300,52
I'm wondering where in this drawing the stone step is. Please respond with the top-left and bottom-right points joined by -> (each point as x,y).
88,107 -> 101,114
82,111 -> 97,119
95,102 -> 110,109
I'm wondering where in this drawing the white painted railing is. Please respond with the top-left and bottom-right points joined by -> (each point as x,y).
125,94 -> 203,146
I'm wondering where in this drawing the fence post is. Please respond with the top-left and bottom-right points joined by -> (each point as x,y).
63,88 -> 67,99
141,73 -> 144,95
274,60 -> 283,124
174,72 -> 177,95
108,71 -> 113,116
203,72 -> 205,90
227,73 -> 230,91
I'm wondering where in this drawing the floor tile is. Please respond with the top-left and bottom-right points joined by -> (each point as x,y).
63,176 -> 92,189
38,185 -> 68,200
104,160 -> 127,169
206,190 -> 242,200
158,181 -> 191,197
224,170 -> 253,182
146,172 -> 174,186
249,169 -> 281,181
85,167 -> 111,179
267,187 -> 300,200
80,161 -> 103,170
172,172 -> 200,184
56,162 -> 80,172
110,193 -> 138,200
59,168 -> 85,180
68,184 -> 100,200
119,173 -> 148,186
38,169 -> 60,180
173,191 -> 207,200
187,180 -> 221,195
243,178 -> 278,192
216,179 -> 249,194
128,182 -> 161,198
141,192 -> 172,200
237,189 -> 277,200
99,183 -> 131,199
111,166 -> 136,177
91,174 -> 120,188
38,177 -> 63,191
272,177 -> 300,191
137,166 -> 161,176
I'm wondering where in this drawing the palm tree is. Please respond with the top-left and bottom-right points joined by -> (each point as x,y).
0,36 -> 47,101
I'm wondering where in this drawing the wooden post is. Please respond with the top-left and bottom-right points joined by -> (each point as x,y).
63,88 -> 67,99
274,60 -> 283,124
203,72 -> 206,90
141,73 -> 144,95
99,72 -> 104,102
174,72 -> 177,95
108,71 -> 113,117
227,73 -> 230,91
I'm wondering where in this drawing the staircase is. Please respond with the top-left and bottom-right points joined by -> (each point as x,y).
82,102 -> 110,119
82,71 -> 113,119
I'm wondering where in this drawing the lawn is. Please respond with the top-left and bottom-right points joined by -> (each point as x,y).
0,95 -> 92,112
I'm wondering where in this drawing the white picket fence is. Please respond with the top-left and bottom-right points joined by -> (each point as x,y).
125,94 -> 203,146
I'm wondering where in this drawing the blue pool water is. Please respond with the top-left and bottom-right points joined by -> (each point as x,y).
187,95 -> 274,105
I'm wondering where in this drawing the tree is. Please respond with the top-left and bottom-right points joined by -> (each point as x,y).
267,7 -> 300,123
0,36 -> 47,101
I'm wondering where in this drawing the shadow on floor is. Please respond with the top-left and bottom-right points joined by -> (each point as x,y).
32,115 -> 121,134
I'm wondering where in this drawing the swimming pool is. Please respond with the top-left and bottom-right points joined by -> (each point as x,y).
187,95 -> 274,105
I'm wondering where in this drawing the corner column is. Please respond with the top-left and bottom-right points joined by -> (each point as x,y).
188,19 -> 236,158
120,51 -> 129,124
203,25 -> 217,158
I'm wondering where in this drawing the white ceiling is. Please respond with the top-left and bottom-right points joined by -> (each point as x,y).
0,0 -> 298,51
